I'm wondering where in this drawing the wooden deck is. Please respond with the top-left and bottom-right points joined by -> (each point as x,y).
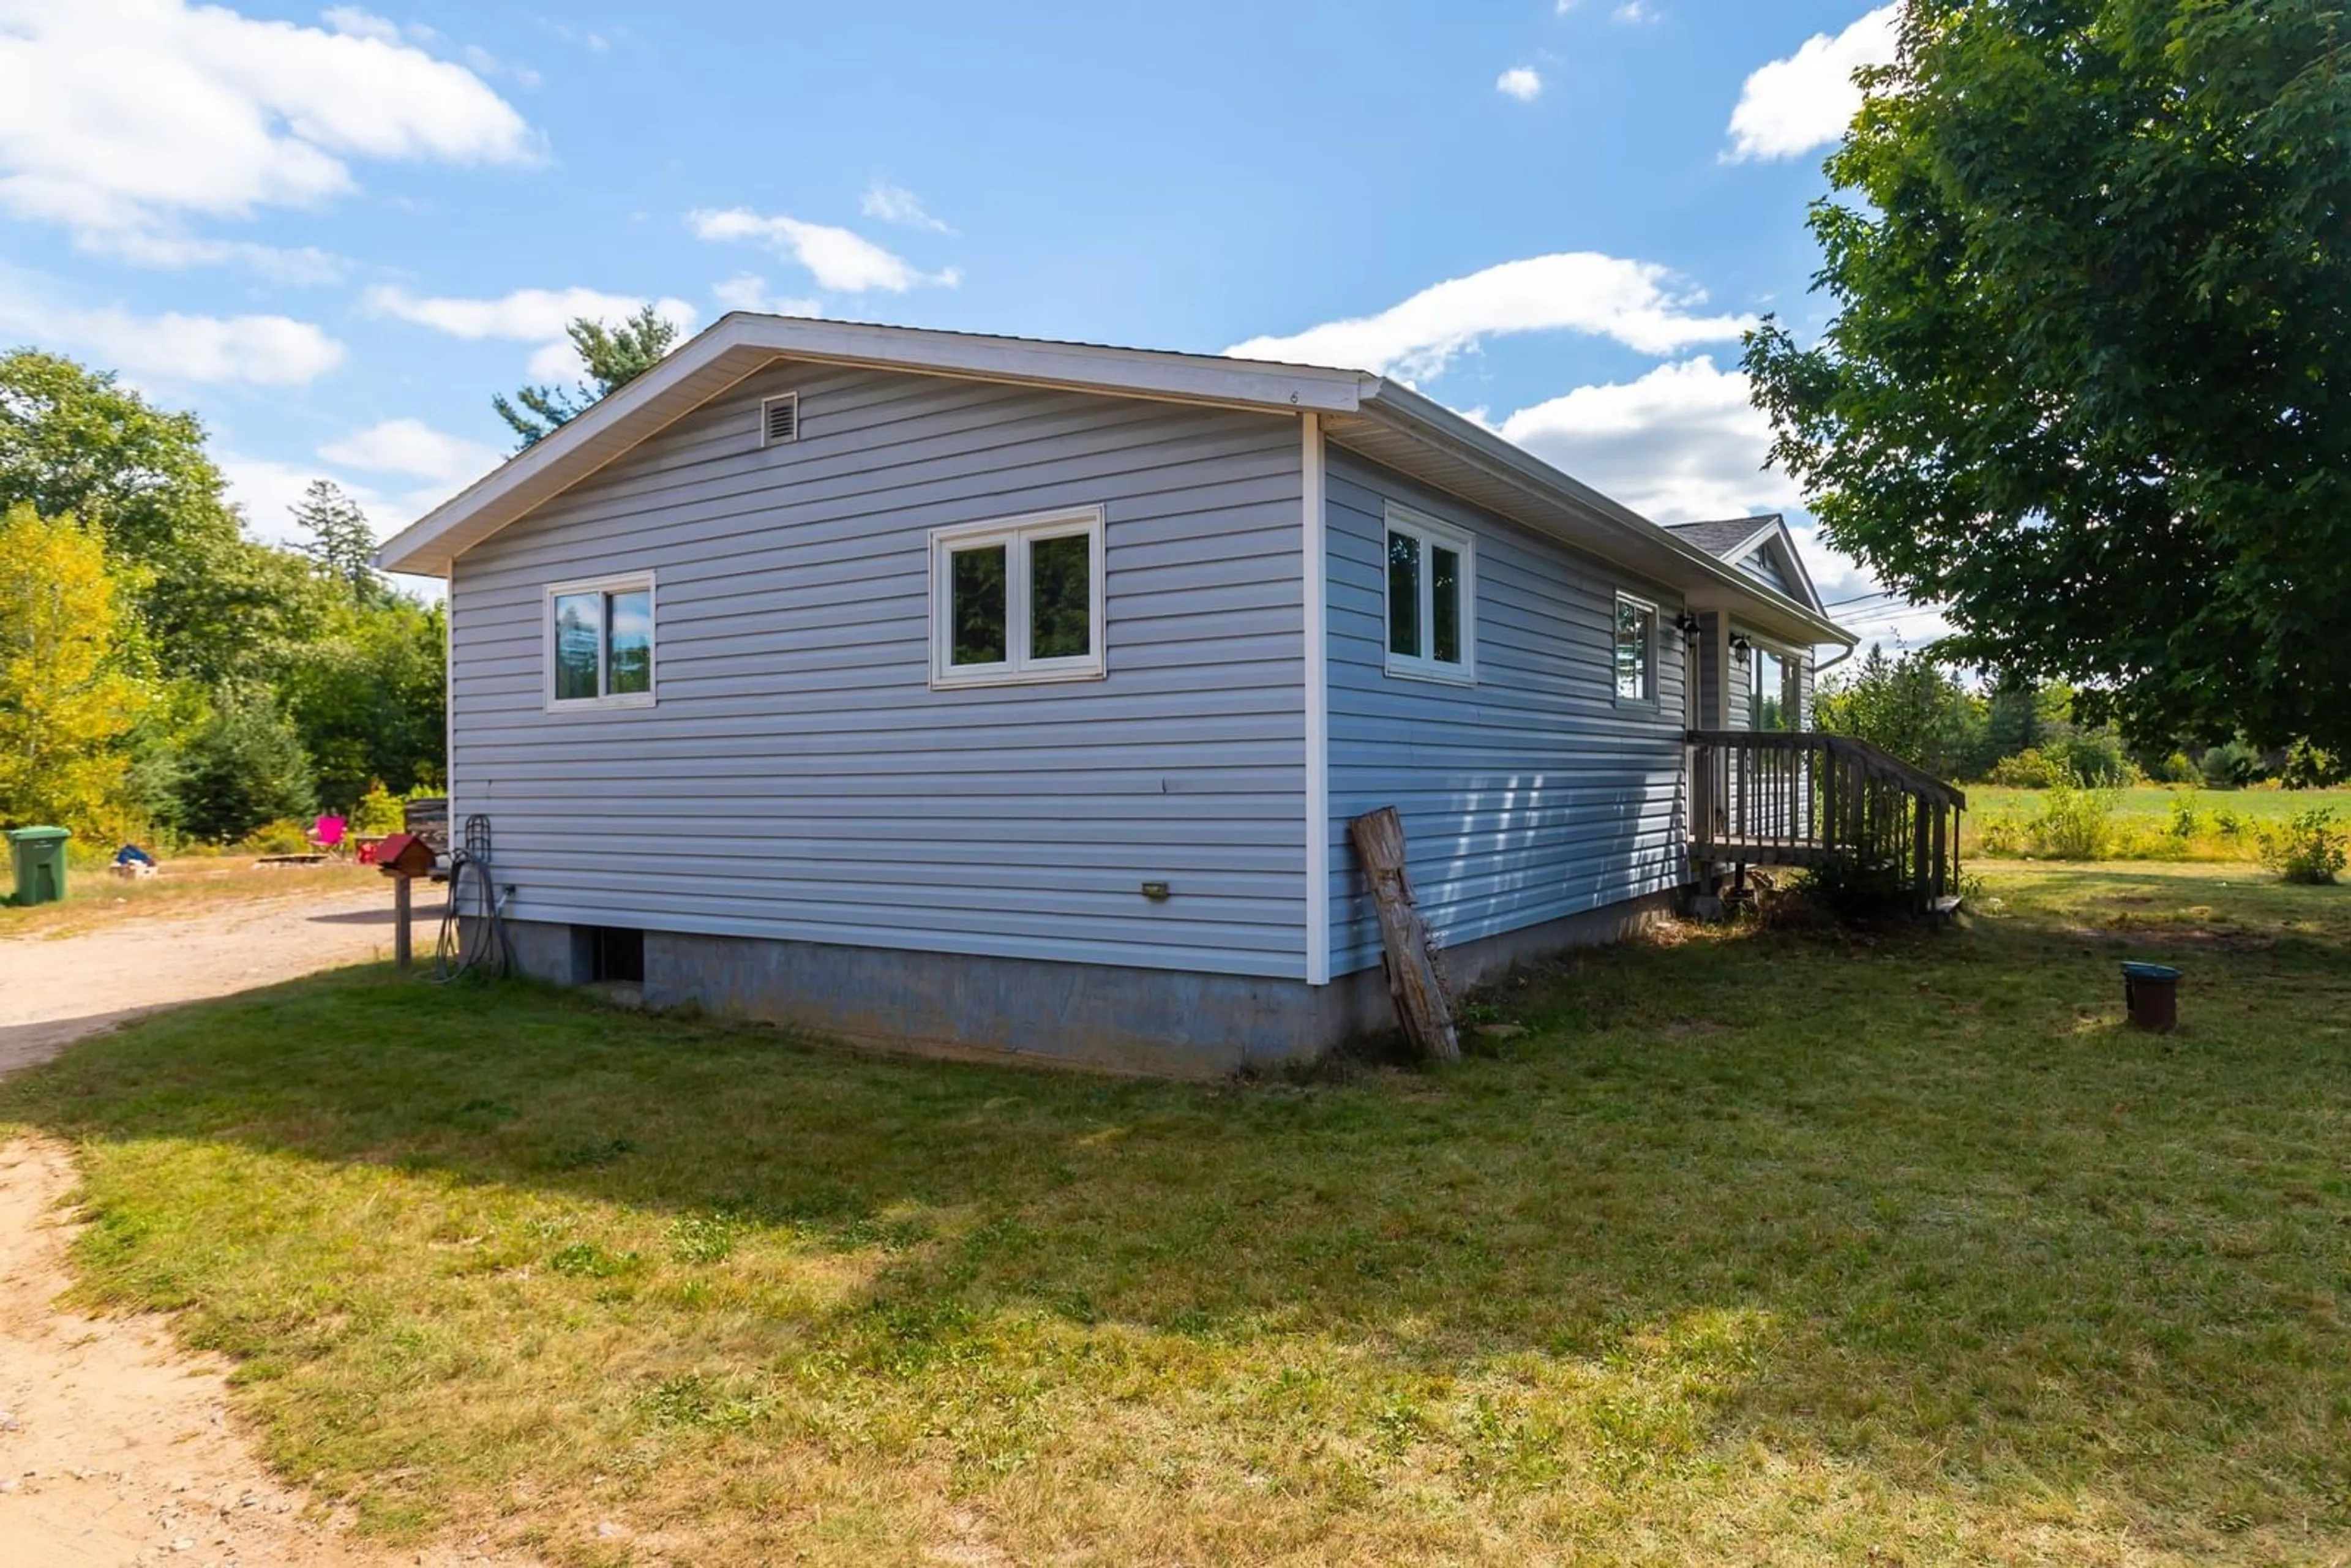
1689,730 -> 1967,907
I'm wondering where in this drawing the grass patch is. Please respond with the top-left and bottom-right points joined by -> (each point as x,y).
1965,784 -> 2351,863
5,866 -> 2349,1564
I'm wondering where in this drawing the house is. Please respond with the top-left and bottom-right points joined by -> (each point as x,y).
379,315 -> 1943,1076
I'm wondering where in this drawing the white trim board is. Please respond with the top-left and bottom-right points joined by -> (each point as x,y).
1301,413 -> 1330,988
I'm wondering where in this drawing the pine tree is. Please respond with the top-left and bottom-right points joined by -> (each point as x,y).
290,479 -> 382,603
493,306 -> 682,449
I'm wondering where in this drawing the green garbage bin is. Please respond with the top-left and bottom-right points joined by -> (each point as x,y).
6,825 -> 70,907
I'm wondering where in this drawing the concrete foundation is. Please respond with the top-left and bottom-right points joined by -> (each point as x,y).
493,891 -> 1678,1078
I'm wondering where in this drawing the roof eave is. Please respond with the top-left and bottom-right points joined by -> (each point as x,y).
376,313 -> 1377,576
1349,382 -> 1854,650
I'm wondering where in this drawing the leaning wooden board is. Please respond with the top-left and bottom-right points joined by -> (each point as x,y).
1348,806 -> 1461,1062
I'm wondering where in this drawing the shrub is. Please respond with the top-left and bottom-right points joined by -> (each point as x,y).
2281,740 -> 2345,790
1978,814 -> 2027,856
1990,748 -> 2064,788
2255,809 -> 2347,885
2199,739 -> 2263,789
351,781 -> 405,836
2143,750 -> 2201,785
1798,853 -> 1917,921
2166,795 -> 2202,839
2029,775 -> 2119,860
239,817 -> 313,856
2052,730 -> 2138,787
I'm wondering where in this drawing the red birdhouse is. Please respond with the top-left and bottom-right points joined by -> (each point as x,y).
374,832 -> 436,878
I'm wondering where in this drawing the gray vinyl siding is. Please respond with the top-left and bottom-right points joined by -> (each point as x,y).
449,361 -> 1308,979
1725,637 -> 1753,730
1323,452 -> 1691,977
1698,611 -> 1732,729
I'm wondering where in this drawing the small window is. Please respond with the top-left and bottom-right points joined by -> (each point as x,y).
546,574 -> 656,710
1384,505 -> 1475,683
1614,593 -> 1657,704
760,392 -> 799,446
930,507 -> 1106,688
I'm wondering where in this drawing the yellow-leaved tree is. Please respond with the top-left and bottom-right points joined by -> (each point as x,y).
0,503 -> 149,831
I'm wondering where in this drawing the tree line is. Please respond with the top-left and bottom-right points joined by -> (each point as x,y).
0,350 -> 445,846
1815,645 -> 2345,790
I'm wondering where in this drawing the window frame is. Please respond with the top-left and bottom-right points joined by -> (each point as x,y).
928,505 -> 1108,689
1381,502 -> 1477,685
1612,590 -> 1659,708
544,571 -> 658,713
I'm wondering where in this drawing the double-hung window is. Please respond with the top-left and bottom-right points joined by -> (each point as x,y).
1384,505 -> 1475,683
1614,593 -> 1657,704
930,506 -> 1107,688
546,574 -> 656,710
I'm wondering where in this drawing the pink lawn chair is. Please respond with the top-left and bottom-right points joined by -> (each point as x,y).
307,816 -> 348,856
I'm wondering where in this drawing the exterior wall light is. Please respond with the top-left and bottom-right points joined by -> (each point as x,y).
1730,633 -> 1753,660
1674,610 -> 1703,639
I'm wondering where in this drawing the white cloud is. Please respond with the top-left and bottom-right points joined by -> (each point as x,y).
1495,67 -> 1543,102
0,0 -> 538,269
318,418 -> 502,487
1498,356 -> 1798,524
1493,356 -> 1911,622
95,230 -> 347,284
319,6 -> 402,45
1224,253 -> 1755,379
860,180 -> 952,233
365,283 -> 697,384
525,338 -> 585,382
0,276 -> 344,385
1614,1 -> 1659,21
364,283 -> 697,341
1724,5 -> 1899,162
689,208 -> 958,293
712,274 -> 824,317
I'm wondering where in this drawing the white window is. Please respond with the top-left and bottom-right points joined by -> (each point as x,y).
1384,504 -> 1475,683
1614,592 -> 1657,704
545,573 -> 656,710
929,506 -> 1107,688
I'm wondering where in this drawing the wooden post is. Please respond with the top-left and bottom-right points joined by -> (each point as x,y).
1347,806 -> 1460,1063
393,872 -> 413,969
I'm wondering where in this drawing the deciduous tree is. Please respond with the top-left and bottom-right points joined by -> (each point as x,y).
0,503 -> 148,830
1745,0 -> 2351,753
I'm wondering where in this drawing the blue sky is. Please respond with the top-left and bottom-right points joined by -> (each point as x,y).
0,0 -> 1932,643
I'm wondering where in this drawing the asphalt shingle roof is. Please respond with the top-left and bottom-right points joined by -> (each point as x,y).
1663,515 -> 1779,560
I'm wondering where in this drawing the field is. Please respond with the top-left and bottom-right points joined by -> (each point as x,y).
1960,784 -> 2351,861
3,865 -> 2347,1566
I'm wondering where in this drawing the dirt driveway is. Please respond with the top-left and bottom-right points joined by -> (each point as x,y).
0,884 -> 537,1567
0,883 -> 438,1077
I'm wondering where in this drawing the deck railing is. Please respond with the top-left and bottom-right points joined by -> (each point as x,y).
1688,730 -> 1968,906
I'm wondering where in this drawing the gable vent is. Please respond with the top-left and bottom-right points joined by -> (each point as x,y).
760,392 -> 800,447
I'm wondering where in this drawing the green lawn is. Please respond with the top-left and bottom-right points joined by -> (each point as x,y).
1961,784 -> 2351,860
5,866 -> 2349,1566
